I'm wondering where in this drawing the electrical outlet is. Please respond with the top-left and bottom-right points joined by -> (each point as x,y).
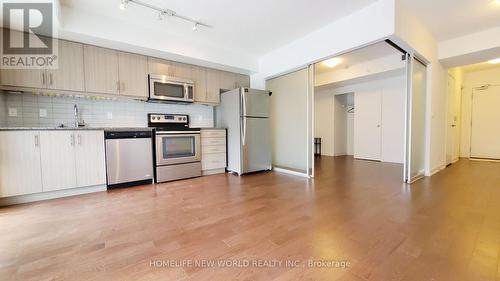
8,108 -> 17,117
106,112 -> 113,119
39,108 -> 47,117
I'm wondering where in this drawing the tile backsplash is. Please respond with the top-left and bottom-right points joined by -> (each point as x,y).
0,92 -> 214,128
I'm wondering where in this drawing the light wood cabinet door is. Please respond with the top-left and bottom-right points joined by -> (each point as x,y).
118,52 -> 148,98
148,57 -> 176,76
84,45 -> 119,94
74,131 -> 106,187
219,71 -> 236,92
235,74 -> 250,88
205,69 -> 221,104
0,131 -> 43,197
192,66 -> 207,103
39,131 -> 77,192
0,69 -> 46,88
171,62 -> 192,80
47,40 -> 85,92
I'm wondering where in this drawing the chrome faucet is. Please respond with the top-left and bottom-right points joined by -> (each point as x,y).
74,104 -> 80,128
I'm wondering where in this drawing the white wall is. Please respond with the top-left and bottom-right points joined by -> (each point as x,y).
266,69 -> 309,172
459,66 -> 500,157
314,92 -> 335,156
315,74 -> 405,163
252,0 -> 396,89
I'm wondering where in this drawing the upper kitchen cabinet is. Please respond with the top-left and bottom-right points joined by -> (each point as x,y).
118,52 -> 148,98
219,71 -> 237,92
206,68 -> 221,104
171,62 -> 192,80
47,40 -> 85,92
84,45 -> 119,95
235,74 -> 250,88
148,57 -> 175,76
191,66 -> 208,103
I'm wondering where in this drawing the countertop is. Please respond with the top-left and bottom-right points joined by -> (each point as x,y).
0,127 -> 153,131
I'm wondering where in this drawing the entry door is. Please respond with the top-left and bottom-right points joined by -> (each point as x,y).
354,90 -> 382,161
446,75 -> 460,165
470,85 -> 500,159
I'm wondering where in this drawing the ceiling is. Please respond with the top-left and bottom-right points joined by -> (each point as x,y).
315,41 -> 401,75
59,0 -> 377,57
399,0 -> 500,41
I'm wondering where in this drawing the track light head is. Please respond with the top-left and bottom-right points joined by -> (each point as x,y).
192,23 -> 199,31
158,11 -> 166,20
119,0 -> 128,10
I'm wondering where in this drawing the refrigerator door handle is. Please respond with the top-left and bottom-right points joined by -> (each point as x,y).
241,117 -> 247,146
241,89 -> 247,117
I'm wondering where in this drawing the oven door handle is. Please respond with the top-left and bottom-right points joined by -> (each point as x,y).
155,131 -> 200,135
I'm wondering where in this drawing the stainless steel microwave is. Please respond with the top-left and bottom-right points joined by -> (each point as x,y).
148,74 -> 194,103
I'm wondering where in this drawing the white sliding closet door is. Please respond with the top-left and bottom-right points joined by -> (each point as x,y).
266,68 -> 310,175
470,85 -> 500,159
354,90 -> 382,161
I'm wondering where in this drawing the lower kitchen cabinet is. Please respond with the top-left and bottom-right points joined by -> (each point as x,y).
201,129 -> 227,175
40,131 -> 78,192
0,131 -> 43,197
74,131 -> 106,187
0,130 -> 106,198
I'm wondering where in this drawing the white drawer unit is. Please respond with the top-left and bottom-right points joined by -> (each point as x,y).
201,129 -> 227,175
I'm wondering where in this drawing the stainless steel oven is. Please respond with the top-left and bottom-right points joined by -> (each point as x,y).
148,74 -> 194,103
155,131 -> 201,166
149,113 -> 201,183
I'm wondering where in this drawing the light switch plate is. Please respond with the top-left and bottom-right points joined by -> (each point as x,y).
39,108 -> 47,117
106,112 -> 113,119
8,108 -> 17,117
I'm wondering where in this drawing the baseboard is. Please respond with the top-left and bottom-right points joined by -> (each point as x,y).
202,168 -> 226,176
429,165 -> 446,176
0,185 -> 107,206
273,167 -> 309,178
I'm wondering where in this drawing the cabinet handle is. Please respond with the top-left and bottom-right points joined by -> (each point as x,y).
71,135 -> 75,146
121,82 -> 125,92
49,73 -> 53,86
117,81 -> 120,92
34,135 -> 39,147
41,73 -> 46,86
78,134 -> 82,145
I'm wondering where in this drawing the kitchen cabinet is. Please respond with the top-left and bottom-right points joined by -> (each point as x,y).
148,57 -> 176,76
192,66 -> 207,103
118,52 -> 148,98
74,131 -> 106,187
47,40 -> 85,92
84,45 -> 119,94
39,131 -> 77,192
0,131 -> 43,197
171,62 -> 192,80
201,129 -> 227,175
219,71 -> 236,92
235,74 -> 250,88
205,69 -> 221,104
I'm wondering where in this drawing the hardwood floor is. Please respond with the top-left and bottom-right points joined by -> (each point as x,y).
1,156 -> 500,280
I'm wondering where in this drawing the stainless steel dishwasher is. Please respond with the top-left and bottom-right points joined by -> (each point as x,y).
105,129 -> 153,189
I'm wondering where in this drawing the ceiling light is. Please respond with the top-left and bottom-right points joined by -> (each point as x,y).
119,0 -> 128,10
192,23 -> 199,31
323,58 -> 342,68
488,58 -> 500,64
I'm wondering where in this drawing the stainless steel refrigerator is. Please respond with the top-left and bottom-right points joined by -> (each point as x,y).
217,88 -> 272,175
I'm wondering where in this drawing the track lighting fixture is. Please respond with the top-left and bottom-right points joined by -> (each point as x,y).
119,0 -> 128,10
119,0 -> 212,30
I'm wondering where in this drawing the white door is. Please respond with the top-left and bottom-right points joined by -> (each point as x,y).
354,90 -> 382,161
446,75 -> 460,165
0,131 -> 43,197
75,131 -> 106,187
40,131 -> 77,191
470,85 -> 500,159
